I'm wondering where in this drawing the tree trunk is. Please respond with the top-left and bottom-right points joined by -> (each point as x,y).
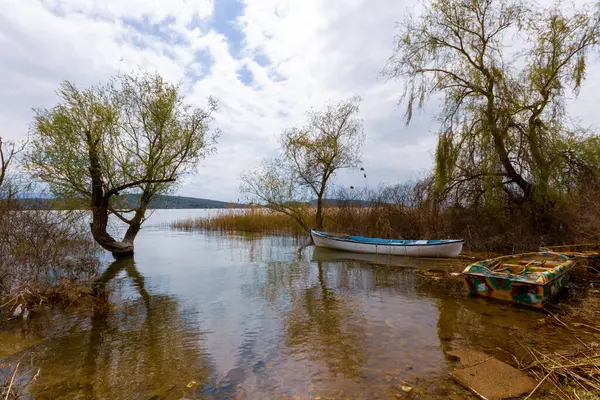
485,87 -> 532,201
87,133 -> 135,256
90,203 -> 134,256
316,196 -> 324,230
123,188 -> 152,245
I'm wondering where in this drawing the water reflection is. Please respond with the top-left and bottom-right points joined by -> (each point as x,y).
311,246 -> 457,270
0,223 -> 581,399
286,262 -> 366,376
29,257 -> 213,400
242,255 -> 450,398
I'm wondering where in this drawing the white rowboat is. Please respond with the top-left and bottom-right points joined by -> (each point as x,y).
310,230 -> 464,258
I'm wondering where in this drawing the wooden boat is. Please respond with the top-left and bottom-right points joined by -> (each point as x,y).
310,230 -> 464,258
539,243 -> 600,269
462,252 -> 576,308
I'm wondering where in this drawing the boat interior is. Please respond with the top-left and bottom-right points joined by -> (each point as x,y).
486,255 -> 566,276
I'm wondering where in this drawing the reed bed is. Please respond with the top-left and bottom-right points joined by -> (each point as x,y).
0,203 -> 100,315
168,174 -> 600,253
169,207 -> 312,236
167,201 -> 600,253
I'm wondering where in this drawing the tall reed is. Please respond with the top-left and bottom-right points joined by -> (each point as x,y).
169,207 -> 312,236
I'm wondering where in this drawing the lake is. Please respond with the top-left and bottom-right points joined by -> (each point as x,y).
0,209 -> 576,399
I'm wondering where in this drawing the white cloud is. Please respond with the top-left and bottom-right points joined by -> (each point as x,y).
40,0 -> 214,25
0,0 -> 598,201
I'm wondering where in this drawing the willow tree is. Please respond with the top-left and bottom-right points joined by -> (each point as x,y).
383,0 -> 600,214
26,72 -> 219,255
241,96 -> 365,230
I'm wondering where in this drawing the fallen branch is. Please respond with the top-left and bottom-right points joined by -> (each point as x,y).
4,361 -> 20,400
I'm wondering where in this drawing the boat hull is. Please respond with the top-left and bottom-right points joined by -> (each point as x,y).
462,252 -> 576,308
463,270 -> 573,308
310,230 -> 464,258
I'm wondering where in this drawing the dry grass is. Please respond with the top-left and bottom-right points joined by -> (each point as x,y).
520,313 -> 600,400
0,201 -> 101,315
516,292 -> 600,400
167,203 -> 565,252
168,177 -> 600,253
323,203 -> 556,252
169,207 -> 312,236
521,346 -> 600,399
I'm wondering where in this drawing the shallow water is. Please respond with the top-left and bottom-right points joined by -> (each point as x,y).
0,210 -> 587,399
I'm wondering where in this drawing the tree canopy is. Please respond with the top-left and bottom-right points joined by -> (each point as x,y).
26,71 -> 219,254
383,0 -> 600,214
241,96 -> 365,230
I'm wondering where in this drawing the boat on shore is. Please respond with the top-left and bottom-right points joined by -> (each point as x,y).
462,252 -> 576,308
539,243 -> 600,269
310,230 -> 464,258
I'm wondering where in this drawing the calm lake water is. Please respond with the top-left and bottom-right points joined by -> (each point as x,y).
0,209 -> 579,399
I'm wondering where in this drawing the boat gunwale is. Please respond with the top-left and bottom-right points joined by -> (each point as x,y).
310,230 -> 464,247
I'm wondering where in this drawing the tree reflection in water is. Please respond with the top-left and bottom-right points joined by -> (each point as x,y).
30,256 -> 212,400
247,252 -> 450,398
285,261 -> 366,378
248,258 -> 367,391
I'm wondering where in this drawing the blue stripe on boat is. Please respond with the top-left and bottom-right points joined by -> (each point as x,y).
348,236 -> 446,245
312,231 -> 463,246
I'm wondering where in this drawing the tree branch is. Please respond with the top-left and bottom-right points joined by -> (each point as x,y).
105,178 -> 176,198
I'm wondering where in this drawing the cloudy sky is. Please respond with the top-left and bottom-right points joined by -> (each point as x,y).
1,0 -> 599,202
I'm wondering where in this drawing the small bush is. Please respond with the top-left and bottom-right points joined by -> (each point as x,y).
0,200 -> 100,314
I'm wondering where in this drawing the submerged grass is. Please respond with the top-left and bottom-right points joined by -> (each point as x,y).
1,359 -> 40,400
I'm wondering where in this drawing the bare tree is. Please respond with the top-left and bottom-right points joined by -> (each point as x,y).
241,96 -> 365,230
240,156 -> 312,231
26,71 -> 219,255
0,136 -> 27,200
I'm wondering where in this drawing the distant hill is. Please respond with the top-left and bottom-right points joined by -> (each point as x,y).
119,194 -> 245,209
15,194 -> 372,210
15,194 -> 245,210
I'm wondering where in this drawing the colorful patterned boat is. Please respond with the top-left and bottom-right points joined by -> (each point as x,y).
462,252 -> 576,308
539,243 -> 600,269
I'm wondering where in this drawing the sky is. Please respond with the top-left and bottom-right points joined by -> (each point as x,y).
1,0 -> 599,202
